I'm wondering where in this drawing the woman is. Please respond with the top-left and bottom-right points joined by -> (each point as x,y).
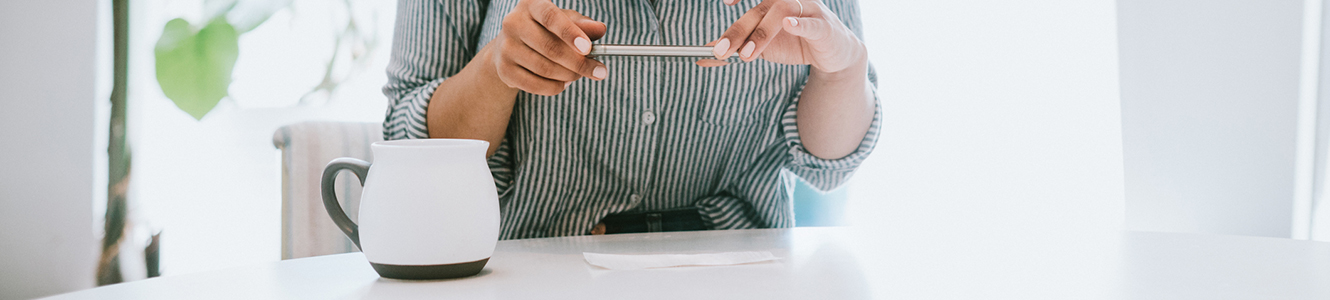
383,0 -> 879,239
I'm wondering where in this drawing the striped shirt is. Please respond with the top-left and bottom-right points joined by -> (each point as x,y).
383,0 -> 880,239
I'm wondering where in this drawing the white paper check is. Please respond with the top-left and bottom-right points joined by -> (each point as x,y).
583,251 -> 778,270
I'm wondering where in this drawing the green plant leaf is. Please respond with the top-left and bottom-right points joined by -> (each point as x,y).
154,17 -> 239,120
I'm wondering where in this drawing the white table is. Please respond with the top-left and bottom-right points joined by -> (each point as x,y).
41,228 -> 1330,299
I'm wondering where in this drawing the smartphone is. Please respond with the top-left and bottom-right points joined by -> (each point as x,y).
589,44 -> 736,58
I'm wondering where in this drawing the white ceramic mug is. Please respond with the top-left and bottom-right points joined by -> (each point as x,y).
321,139 -> 500,280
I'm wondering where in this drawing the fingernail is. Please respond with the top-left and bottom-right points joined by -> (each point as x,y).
574,37 -> 591,55
713,38 -> 730,58
740,41 -> 755,58
593,66 -> 607,79
787,17 -> 798,27
724,0 -> 736,5
564,81 -> 573,89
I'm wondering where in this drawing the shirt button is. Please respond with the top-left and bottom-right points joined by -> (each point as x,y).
630,194 -> 642,203
641,111 -> 656,125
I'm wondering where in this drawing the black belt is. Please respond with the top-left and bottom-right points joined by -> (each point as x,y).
596,207 -> 707,234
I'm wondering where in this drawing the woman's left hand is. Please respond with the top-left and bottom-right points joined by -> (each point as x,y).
701,0 -> 865,74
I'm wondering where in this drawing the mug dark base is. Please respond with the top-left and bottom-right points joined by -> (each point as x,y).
370,258 -> 489,280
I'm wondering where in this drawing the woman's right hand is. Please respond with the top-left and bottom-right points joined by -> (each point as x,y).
488,0 -> 608,96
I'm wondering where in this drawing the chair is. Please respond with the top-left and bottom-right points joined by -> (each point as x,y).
792,178 -> 849,227
273,121 -> 382,259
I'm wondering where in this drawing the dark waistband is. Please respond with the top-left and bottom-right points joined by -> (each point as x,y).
599,207 -> 707,234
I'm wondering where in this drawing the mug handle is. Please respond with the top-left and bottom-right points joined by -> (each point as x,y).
321,157 -> 371,249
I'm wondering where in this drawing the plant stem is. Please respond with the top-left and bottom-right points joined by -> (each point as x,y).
98,0 -> 131,286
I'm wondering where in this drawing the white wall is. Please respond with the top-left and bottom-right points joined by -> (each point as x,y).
847,1 -> 1124,298
1314,0 -> 1330,241
0,0 -> 99,299
1118,0 -> 1303,238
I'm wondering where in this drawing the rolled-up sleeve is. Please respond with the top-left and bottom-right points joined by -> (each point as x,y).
382,0 -> 488,140
781,0 -> 881,192
782,77 -> 881,191
382,0 -> 516,194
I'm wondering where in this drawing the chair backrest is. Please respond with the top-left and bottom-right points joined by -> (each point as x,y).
272,121 -> 383,259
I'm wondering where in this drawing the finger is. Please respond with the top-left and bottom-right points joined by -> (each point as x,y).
528,0 -> 593,54
704,40 -> 740,59
742,0 -> 800,62
721,0 -> 740,6
781,16 -> 831,41
563,9 -> 607,40
710,39 -> 737,60
700,39 -> 728,65
712,0 -> 776,59
496,59 -> 568,96
695,59 -> 730,67
509,41 -> 582,82
517,19 -> 608,80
